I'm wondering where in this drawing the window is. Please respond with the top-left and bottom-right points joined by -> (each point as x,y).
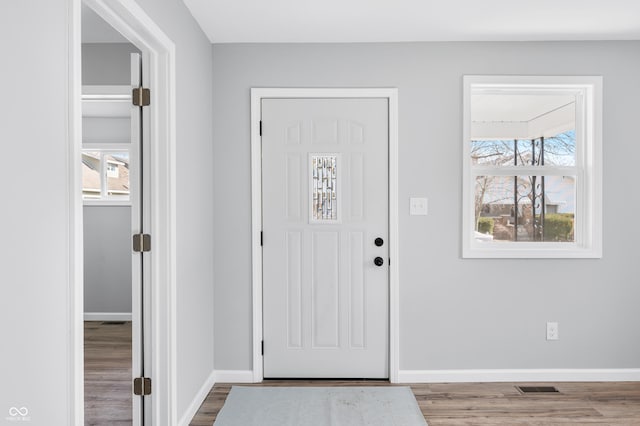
462,76 -> 602,258
81,85 -> 133,204
82,150 -> 130,201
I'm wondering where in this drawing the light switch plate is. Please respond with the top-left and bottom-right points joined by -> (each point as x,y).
410,197 -> 428,215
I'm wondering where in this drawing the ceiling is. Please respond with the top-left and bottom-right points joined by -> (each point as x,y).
182,0 -> 640,43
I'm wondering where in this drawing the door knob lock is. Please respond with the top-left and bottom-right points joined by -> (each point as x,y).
374,257 -> 384,266
374,237 -> 384,247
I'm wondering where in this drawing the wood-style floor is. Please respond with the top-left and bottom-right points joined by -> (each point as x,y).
190,380 -> 640,425
84,321 -> 132,426
83,323 -> 640,425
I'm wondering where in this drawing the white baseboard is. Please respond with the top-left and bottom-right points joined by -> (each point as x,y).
214,370 -> 256,383
398,369 -> 640,383
84,312 -> 132,321
179,369 -> 216,426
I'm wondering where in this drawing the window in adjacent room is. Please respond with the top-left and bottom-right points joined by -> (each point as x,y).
81,85 -> 134,204
82,150 -> 131,201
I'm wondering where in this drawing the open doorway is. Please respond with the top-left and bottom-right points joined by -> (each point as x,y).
71,1 -> 177,423
81,4 -> 141,424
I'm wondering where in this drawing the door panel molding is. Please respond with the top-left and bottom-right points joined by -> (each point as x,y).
250,88 -> 399,383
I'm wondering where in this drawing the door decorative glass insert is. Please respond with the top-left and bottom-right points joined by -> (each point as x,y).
310,154 -> 339,222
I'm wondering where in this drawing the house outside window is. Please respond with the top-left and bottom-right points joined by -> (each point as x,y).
82,150 -> 130,201
106,160 -> 120,178
462,76 -> 602,258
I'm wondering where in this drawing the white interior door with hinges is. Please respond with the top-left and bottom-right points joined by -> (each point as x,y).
262,98 -> 389,378
130,51 -> 151,425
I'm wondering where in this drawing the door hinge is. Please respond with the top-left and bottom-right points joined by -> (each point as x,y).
259,120 -> 262,136
261,340 -> 264,355
133,234 -> 151,252
260,231 -> 263,246
133,377 -> 151,396
132,87 -> 150,107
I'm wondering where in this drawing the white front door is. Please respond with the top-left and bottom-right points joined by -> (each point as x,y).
262,98 -> 389,378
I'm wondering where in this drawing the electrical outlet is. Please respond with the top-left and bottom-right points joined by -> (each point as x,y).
410,197 -> 428,215
546,322 -> 559,340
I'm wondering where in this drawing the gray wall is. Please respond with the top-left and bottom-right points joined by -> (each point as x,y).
83,206 -> 132,314
1,1 -> 214,423
82,43 -> 139,85
1,1 -> 75,423
212,41 -> 640,371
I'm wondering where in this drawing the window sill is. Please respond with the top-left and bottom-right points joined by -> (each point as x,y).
463,242 -> 602,259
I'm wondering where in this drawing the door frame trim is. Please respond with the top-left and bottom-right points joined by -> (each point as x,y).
69,0 -> 178,423
250,88 -> 400,383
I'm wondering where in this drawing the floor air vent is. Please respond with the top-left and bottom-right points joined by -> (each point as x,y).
517,386 -> 559,394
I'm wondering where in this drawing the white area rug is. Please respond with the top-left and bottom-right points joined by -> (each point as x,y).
213,386 -> 428,426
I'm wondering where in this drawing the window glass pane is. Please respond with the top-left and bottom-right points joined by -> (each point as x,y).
470,140 -> 517,166
82,151 -> 101,200
475,175 -> 575,242
106,152 -> 130,199
471,131 -> 575,167
543,130 -> 576,166
81,150 -> 130,201
311,155 -> 337,221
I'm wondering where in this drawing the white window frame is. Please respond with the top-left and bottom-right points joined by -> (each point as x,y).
462,75 -> 603,258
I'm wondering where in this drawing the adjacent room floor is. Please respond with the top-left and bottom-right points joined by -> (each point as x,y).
190,380 -> 640,425
84,321 -> 132,425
